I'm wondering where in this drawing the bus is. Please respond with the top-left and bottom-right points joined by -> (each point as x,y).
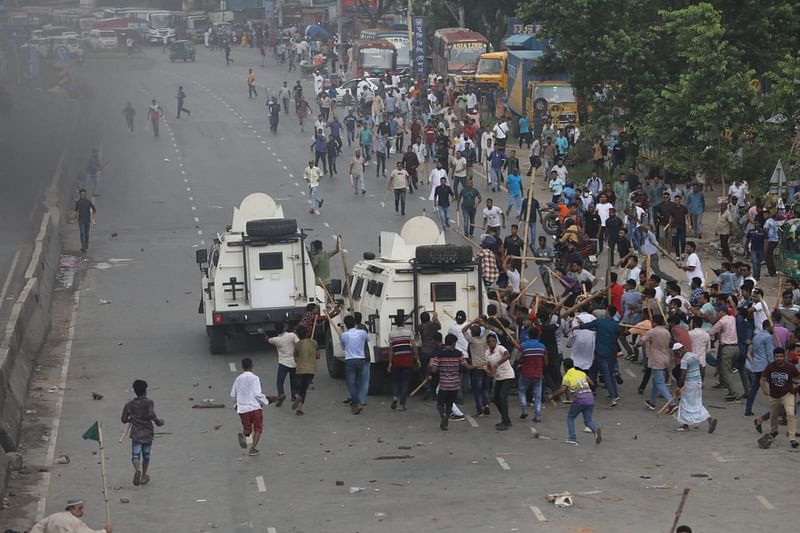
101,8 -> 177,43
347,39 -> 397,79
431,28 -> 489,86
359,29 -> 409,71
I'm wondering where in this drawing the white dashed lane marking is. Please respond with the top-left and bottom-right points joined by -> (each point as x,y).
256,476 -> 266,492
624,369 -> 636,378
529,506 -> 546,522
496,457 -> 511,471
466,415 -> 479,427
756,495 -> 774,510
228,362 -> 237,372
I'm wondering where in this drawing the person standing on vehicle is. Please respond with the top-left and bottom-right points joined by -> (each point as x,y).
265,323 -> 299,406
388,312 -> 419,411
230,358 -> 272,456
341,315 -> 370,414
122,102 -> 135,134
309,236 -> 341,287
304,161 -> 323,215
388,161 -> 410,216
176,86 -> 190,118
121,379 -> 164,486
292,325 -> 318,415
247,69 -> 258,99
74,189 -> 96,253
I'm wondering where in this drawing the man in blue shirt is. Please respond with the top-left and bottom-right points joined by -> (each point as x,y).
745,320 -> 774,416
518,115 -> 531,148
717,261 -> 738,296
555,131 -> 569,157
578,305 -> 622,405
686,183 -> 705,238
340,315 -> 370,414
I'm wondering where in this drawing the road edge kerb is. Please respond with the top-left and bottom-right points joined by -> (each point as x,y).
0,97 -> 80,496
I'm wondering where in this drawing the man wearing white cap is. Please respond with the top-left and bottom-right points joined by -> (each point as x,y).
31,498 -> 111,532
673,342 -> 717,434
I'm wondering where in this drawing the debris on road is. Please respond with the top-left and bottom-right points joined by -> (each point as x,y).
546,492 -> 573,508
335,480 -> 344,486
54,455 -> 70,464
119,498 -> 129,504
91,392 -> 103,400
374,455 -> 414,460
348,487 -> 365,494
374,512 -> 387,521
192,403 -> 225,409
99,299 -> 112,305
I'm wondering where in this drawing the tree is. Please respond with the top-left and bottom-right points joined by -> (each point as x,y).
357,0 -> 398,29
641,3 -> 755,177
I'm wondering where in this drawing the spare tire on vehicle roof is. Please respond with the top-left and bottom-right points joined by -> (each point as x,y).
246,218 -> 298,238
415,244 -> 473,265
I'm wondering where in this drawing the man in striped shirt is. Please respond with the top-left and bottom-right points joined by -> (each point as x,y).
518,328 -> 547,422
388,313 -> 419,411
430,334 -> 468,430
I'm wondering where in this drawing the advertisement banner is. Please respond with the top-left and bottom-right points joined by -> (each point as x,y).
412,16 -> 426,80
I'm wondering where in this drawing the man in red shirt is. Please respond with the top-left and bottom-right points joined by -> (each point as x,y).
424,121 -> 437,161
430,334 -> 469,430
609,272 -> 624,317
760,347 -> 800,448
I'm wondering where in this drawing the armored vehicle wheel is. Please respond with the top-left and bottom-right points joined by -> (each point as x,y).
326,334 -> 345,378
208,327 -> 227,354
415,244 -> 473,265
245,218 -> 298,238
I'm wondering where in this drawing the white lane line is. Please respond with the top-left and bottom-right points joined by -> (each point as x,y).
200,239 -> 206,245
0,249 -> 21,303
228,362 -> 237,372
184,178 -> 188,183
197,230 -> 203,235
189,196 -> 194,201
283,166 -> 288,170
276,158 -> 282,163
288,173 -> 294,178
756,495 -> 774,510
294,182 -> 300,187
191,206 -> 197,211
267,528 -> 277,533
625,369 -> 636,378
496,457 -> 511,471
37,290 -> 81,521
194,217 -> 199,223
418,196 -> 426,201
186,187 -> 191,192
529,505 -> 546,522
323,222 -> 330,228
262,140 -> 267,144
466,415 -> 479,427
256,476 -> 266,492
711,451 -> 727,463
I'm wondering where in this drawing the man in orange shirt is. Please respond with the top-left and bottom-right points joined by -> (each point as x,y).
247,69 -> 257,99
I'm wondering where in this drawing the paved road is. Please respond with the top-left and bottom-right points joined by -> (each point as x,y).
3,47 -> 797,533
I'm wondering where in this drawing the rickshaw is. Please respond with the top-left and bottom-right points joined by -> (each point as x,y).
170,40 -> 196,62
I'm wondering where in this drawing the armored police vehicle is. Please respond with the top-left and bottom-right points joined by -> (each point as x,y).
196,193 -> 325,354
325,216 -> 487,393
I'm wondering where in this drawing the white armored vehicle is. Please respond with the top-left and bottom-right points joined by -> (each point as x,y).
326,217 -> 488,392
196,193 -> 325,354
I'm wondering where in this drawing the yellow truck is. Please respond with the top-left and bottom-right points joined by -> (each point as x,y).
475,51 -> 508,92
526,80 -> 580,130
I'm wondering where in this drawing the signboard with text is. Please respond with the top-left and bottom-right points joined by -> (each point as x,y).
412,16 -> 426,79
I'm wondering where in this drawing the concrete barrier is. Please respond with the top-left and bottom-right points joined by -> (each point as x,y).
0,96 -> 75,495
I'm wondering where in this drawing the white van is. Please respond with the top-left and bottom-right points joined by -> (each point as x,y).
87,29 -> 118,49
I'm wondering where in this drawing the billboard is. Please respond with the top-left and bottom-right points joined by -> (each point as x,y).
412,16 -> 426,79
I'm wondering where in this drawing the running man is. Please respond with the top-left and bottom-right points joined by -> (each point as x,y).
247,69 -> 257,98
120,379 -> 164,486
176,86 -> 190,118
230,358 -> 273,456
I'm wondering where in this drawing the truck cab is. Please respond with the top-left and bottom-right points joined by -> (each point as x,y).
526,81 -> 579,130
325,217 -> 486,394
195,193 -> 325,354
475,51 -> 508,92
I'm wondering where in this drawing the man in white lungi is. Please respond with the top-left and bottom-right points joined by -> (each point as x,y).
674,343 -> 717,434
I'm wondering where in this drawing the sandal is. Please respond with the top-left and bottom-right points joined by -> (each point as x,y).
754,419 -> 763,434
674,426 -> 689,432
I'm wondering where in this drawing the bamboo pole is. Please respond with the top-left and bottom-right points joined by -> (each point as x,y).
520,172 -> 536,277
97,423 -> 111,526
559,287 -> 608,317
669,489 -> 692,533
318,282 -> 343,337
654,241 -> 683,269
338,235 -> 355,314
512,276 -> 539,306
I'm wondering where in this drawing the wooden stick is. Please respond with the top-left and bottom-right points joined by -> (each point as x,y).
409,376 -> 431,397
655,297 -> 666,319
656,394 -> 678,416
654,241 -> 683,268
559,287 -> 608,317
506,255 -> 554,261
118,423 -> 130,444
617,251 -> 634,267
513,276 -> 539,306
669,488 -> 691,533
338,236 -> 355,313
776,273 -> 785,309
454,229 -> 482,248
470,223 -> 486,230
533,295 -> 541,317
97,423 -> 112,526
318,283 -> 343,337
431,282 -> 437,312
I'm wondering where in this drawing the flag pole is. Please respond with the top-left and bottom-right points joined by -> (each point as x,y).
97,422 -> 111,525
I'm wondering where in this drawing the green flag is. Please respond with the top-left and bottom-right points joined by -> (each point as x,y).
82,421 -> 100,442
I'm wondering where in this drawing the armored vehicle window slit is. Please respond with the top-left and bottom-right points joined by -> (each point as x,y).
374,281 -> 384,297
353,277 -> 364,300
431,282 -> 457,302
259,252 -> 283,270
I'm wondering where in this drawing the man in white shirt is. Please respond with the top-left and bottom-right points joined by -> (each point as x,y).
751,289 -> 770,332
480,129 -> 494,164
551,159 -> 569,181
428,160 -> 449,201
493,119 -> 508,147
266,325 -> 299,405
681,241 -> 704,286
230,358 -> 271,456
567,311 -> 596,371
483,198 -> 505,232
